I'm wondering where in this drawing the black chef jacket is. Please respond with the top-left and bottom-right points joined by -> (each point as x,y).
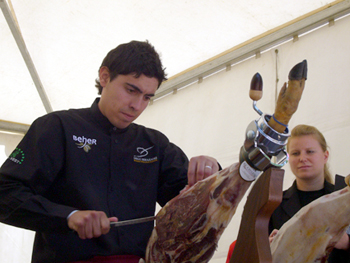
0,98 -> 189,263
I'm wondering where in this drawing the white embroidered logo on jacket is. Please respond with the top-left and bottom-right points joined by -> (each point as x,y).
134,146 -> 158,163
73,135 -> 97,153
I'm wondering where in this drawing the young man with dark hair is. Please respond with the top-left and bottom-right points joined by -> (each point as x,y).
0,40 -> 219,263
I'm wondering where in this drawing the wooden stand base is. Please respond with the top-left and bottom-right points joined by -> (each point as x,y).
229,167 -> 284,263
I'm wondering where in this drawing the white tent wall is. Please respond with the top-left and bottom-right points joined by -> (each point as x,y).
0,13 -> 349,263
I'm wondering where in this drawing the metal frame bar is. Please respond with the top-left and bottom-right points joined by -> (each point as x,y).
0,119 -> 29,134
0,0 -> 53,113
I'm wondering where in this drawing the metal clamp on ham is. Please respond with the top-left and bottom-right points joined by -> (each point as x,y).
239,112 -> 289,182
238,60 -> 308,182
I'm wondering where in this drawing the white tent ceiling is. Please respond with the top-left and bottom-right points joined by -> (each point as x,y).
1,0 -> 349,133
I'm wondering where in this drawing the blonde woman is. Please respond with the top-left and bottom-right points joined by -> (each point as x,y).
269,124 -> 350,262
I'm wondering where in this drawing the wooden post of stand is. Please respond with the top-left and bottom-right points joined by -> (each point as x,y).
229,167 -> 284,263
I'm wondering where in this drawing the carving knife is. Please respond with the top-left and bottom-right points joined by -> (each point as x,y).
110,216 -> 156,227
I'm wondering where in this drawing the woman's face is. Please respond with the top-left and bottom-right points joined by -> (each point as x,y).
288,135 -> 329,182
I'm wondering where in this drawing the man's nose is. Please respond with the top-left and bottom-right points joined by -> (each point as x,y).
130,96 -> 144,111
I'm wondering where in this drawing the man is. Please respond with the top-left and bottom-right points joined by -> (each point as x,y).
0,40 -> 219,263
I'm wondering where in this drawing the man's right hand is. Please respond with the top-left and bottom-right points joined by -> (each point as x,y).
67,210 -> 118,239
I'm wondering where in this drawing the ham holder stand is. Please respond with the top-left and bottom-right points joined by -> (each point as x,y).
230,72 -> 289,263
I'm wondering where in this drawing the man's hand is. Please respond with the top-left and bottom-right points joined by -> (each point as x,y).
67,210 -> 118,239
187,155 -> 219,187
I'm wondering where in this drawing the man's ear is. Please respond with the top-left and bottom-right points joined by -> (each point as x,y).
99,66 -> 110,87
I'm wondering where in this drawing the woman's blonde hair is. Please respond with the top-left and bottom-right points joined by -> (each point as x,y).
286,124 -> 333,183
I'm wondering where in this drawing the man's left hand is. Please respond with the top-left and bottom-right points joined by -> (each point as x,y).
187,155 -> 219,187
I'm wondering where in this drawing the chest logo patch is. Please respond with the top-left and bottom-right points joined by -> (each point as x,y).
134,146 -> 158,163
73,135 -> 97,153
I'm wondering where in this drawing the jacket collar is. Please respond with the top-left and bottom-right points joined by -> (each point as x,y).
90,98 -> 132,134
281,179 -> 334,218
281,181 -> 301,218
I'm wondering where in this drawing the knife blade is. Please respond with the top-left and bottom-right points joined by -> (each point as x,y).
110,216 -> 156,227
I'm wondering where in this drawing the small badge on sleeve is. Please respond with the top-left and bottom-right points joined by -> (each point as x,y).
9,147 -> 25,164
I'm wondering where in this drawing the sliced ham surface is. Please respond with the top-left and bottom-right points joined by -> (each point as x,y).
271,177 -> 350,263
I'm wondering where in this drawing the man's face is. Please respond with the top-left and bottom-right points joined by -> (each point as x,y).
98,67 -> 159,129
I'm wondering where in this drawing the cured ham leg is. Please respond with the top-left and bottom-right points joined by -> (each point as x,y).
145,60 -> 307,263
271,176 -> 350,263
146,163 -> 250,262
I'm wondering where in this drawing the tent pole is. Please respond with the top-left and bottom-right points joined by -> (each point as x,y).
0,0 -> 53,113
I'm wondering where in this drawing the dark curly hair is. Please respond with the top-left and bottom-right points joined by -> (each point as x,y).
95,40 -> 167,94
